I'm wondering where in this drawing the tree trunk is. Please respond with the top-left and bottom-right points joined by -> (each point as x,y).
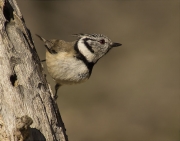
0,0 -> 67,140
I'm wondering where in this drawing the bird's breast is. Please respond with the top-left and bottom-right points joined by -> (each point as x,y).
46,51 -> 90,85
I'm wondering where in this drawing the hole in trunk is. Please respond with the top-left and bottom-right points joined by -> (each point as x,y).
10,74 -> 17,86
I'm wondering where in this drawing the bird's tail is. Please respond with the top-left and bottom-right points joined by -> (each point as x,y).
35,34 -> 53,54
35,34 -> 46,42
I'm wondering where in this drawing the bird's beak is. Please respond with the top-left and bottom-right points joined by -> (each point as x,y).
111,42 -> 122,47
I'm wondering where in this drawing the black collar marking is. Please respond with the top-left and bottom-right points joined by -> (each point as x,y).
74,41 -> 94,76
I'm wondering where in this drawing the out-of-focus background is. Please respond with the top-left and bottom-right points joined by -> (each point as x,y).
16,1 -> 180,141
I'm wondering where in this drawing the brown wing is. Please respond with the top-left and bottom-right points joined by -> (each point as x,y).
36,34 -> 75,54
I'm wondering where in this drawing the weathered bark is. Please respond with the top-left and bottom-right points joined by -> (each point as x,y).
0,0 -> 68,140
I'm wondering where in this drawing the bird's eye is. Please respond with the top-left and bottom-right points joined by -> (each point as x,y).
99,39 -> 105,44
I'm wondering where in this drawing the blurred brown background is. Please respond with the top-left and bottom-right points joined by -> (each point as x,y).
16,0 -> 180,141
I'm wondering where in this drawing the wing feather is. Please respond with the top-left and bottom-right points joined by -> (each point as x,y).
36,34 -> 75,54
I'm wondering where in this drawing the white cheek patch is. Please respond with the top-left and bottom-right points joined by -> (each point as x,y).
77,39 -> 96,62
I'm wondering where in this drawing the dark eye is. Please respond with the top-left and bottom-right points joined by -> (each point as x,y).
99,39 -> 105,44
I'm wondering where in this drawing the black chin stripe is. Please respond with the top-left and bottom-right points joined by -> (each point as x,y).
83,38 -> 95,53
74,41 -> 94,76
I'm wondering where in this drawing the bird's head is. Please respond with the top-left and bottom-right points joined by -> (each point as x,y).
73,33 -> 122,63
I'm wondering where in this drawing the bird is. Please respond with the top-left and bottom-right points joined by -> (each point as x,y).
36,33 -> 122,99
